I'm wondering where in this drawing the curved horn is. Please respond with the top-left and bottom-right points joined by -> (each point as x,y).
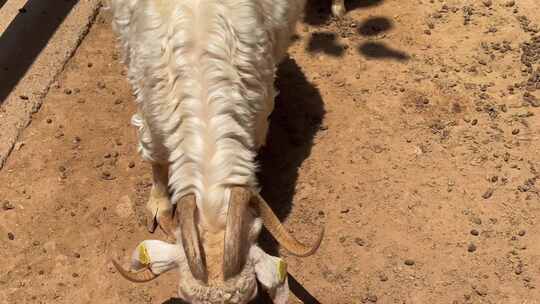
223,187 -> 251,280
178,194 -> 208,282
111,259 -> 158,283
252,192 -> 324,257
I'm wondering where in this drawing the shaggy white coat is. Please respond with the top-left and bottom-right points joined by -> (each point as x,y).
109,0 -> 306,232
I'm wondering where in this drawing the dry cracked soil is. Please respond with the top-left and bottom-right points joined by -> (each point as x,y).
1,0 -> 540,303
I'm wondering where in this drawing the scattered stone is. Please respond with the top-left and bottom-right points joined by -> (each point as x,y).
482,188 -> 494,199
8,232 -> 15,240
473,284 -> 488,296
505,0 -> 515,7
101,171 -> 115,180
482,0 -> 492,7
366,294 -> 378,303
3,201 -> 15,210
468,243 -> 477,252
523,92 -> 540,107
19,95 -> 29,100
404,259 -> 415,266
354,238 -> 366,246
63,88 -> 72,95
471,229 -> 479,236
128,161 -> 135,168
518,230 -> 526,236
512,129 -> 520,135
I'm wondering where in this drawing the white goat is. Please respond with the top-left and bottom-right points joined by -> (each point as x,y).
108,0 -> 323,303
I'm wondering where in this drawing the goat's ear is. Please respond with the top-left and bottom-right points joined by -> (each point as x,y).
223,187 -> 251,280
178,194 -> 208,282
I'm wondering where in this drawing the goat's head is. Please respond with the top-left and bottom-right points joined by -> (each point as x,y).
111,187 -> 324,303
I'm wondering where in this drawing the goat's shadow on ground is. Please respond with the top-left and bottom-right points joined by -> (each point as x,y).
162,58 -> 325,304
252,57 -> 325,303
304,0 -> 410,61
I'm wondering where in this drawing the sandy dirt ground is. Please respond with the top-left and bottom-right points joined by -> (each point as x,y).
1,0 -> 540,303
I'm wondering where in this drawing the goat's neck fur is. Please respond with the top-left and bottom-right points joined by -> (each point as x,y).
111,0 -> 306,232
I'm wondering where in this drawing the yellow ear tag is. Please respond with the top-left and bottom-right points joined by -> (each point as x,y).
138,244 -> 151,266
277,259 -> 287,283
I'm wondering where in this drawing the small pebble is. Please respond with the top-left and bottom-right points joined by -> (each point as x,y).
471,229 -> 479,236
471,119 -> 478,126
8,232 -> 15,240
366,294 -> 378,303
128,161 -> 135,168
512,129 -> 520,135
101,171 -> 115,180
468,243 -> 477,252
518,230 -> 526,237
482,188 -> 493,199
46,118 -> 53,124
3,201 -> 15,210
354,237 -> 365,246
404,259 -> 415,266
63,88 -> 72,95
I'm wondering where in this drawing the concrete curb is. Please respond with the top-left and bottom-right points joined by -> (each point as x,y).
0,0 -> 103,169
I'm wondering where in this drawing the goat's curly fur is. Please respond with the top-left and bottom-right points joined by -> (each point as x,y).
110,0 -> 305,231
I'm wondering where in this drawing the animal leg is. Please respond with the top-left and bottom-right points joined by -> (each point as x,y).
146,163 -> 173,235
331,0 -> 346,17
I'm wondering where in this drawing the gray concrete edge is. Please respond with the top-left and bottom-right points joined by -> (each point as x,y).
0,0 -> 103,170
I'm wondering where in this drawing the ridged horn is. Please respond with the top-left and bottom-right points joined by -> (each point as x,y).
252,191 -> 324,257
223,187 -> 251,280
178,194 -> 208,282
111,259 -> 158,283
